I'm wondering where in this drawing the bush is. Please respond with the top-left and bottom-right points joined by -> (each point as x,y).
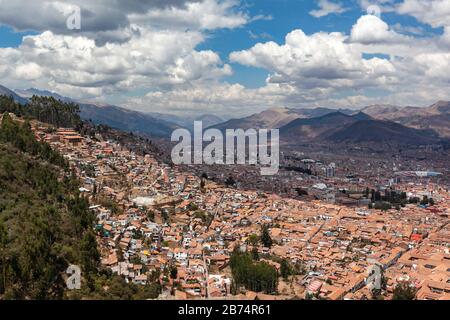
392,282 -> 417,300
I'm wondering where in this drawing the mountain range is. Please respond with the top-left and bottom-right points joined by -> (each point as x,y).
279,111 -> 440,145
209,105 -> 447,145
210,107 -> 355,132
362,101 -> 450,138
1,84 -> 448,145
281,111 -> 371,140
12,87 -> 227,137
328,119 -> 440,145
13,88 -> 179,137
0,84 -> 29,105
78,103 -> 179,137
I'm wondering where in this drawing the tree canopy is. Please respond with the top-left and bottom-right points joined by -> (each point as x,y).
230,248 -> 278,294
0,119 -> 98,299
0,95 -> 82,129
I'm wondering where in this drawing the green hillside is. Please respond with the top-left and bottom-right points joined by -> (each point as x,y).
0,113 -> 99,299
0,101 -> 162,300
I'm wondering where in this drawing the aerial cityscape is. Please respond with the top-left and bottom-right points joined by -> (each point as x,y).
0,0 -> 449,305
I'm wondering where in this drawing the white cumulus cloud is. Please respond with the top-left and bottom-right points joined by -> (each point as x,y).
309,0 -> 348,18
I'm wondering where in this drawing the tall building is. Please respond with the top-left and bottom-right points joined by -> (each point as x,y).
324,163 -> 336,178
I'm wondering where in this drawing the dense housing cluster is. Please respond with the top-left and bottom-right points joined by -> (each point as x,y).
29,120 -> 449,300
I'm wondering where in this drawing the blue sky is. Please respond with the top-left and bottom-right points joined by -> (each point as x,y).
0,26 -> 36,48
0,0 -> 449,116
198,0 -> 443,88
0,1 -> 441,53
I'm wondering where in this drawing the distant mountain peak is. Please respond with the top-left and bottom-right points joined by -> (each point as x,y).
0,84 -> 29,105
327,119 -> 440,145
429,100 -> 450,113
352,111 -> 372,121
266,107 -> 290,112
194,114 -> 225,128
15,88 -> 72,103
319,110 -> 350,118
433,100 -> 450,106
